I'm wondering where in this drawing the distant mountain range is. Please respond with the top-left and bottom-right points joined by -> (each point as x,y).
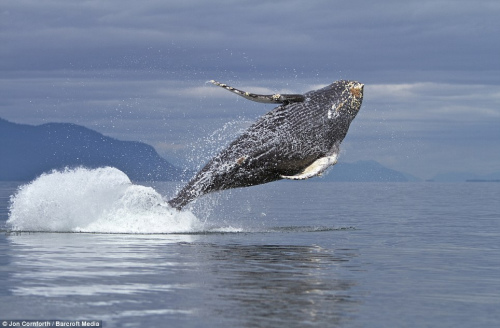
0,117 -> 452,183
0,118 -> 183,181
317,160 -> 418,182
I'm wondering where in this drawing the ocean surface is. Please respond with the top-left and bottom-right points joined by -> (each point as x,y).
1,167 -> 499,327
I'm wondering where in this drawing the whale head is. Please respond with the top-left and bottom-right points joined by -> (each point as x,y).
313,80 -> 364,122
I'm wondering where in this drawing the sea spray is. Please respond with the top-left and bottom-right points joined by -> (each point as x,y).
7,167 -> 203,233
186,120 -> 251,172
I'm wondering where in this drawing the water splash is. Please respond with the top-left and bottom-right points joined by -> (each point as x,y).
6,167 -> 339,235
7,167 -> 203,233
186,120 -> 251,171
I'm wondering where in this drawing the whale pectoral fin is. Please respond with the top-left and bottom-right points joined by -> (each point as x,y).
210,80 -> 305,104
281,155 -> 338,180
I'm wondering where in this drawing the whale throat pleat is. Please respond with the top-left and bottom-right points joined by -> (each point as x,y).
280,154 -> 338,180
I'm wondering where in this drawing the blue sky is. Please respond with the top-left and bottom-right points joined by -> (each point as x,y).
1,0 -> 499,179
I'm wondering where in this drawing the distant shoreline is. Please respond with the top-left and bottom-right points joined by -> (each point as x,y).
466,179 -> 500,183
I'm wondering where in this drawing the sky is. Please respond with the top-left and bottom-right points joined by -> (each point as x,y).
1,0 -> 499,179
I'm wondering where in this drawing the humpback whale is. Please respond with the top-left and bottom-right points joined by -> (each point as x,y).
168,80 -> 364,210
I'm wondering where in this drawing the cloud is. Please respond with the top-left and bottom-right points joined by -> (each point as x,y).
2,0 -> 499,81
367,83 -> 500,120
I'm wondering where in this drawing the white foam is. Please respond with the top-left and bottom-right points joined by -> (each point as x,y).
7,167 -> 204,233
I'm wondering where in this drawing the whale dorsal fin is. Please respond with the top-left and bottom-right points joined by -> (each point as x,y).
281,155 -> 338,180
210,80 -> 305,105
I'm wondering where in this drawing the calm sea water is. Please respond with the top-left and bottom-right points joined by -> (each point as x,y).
1,175 -> 499,327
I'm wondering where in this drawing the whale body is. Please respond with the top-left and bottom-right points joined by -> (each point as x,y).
168,80 -> 364,210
